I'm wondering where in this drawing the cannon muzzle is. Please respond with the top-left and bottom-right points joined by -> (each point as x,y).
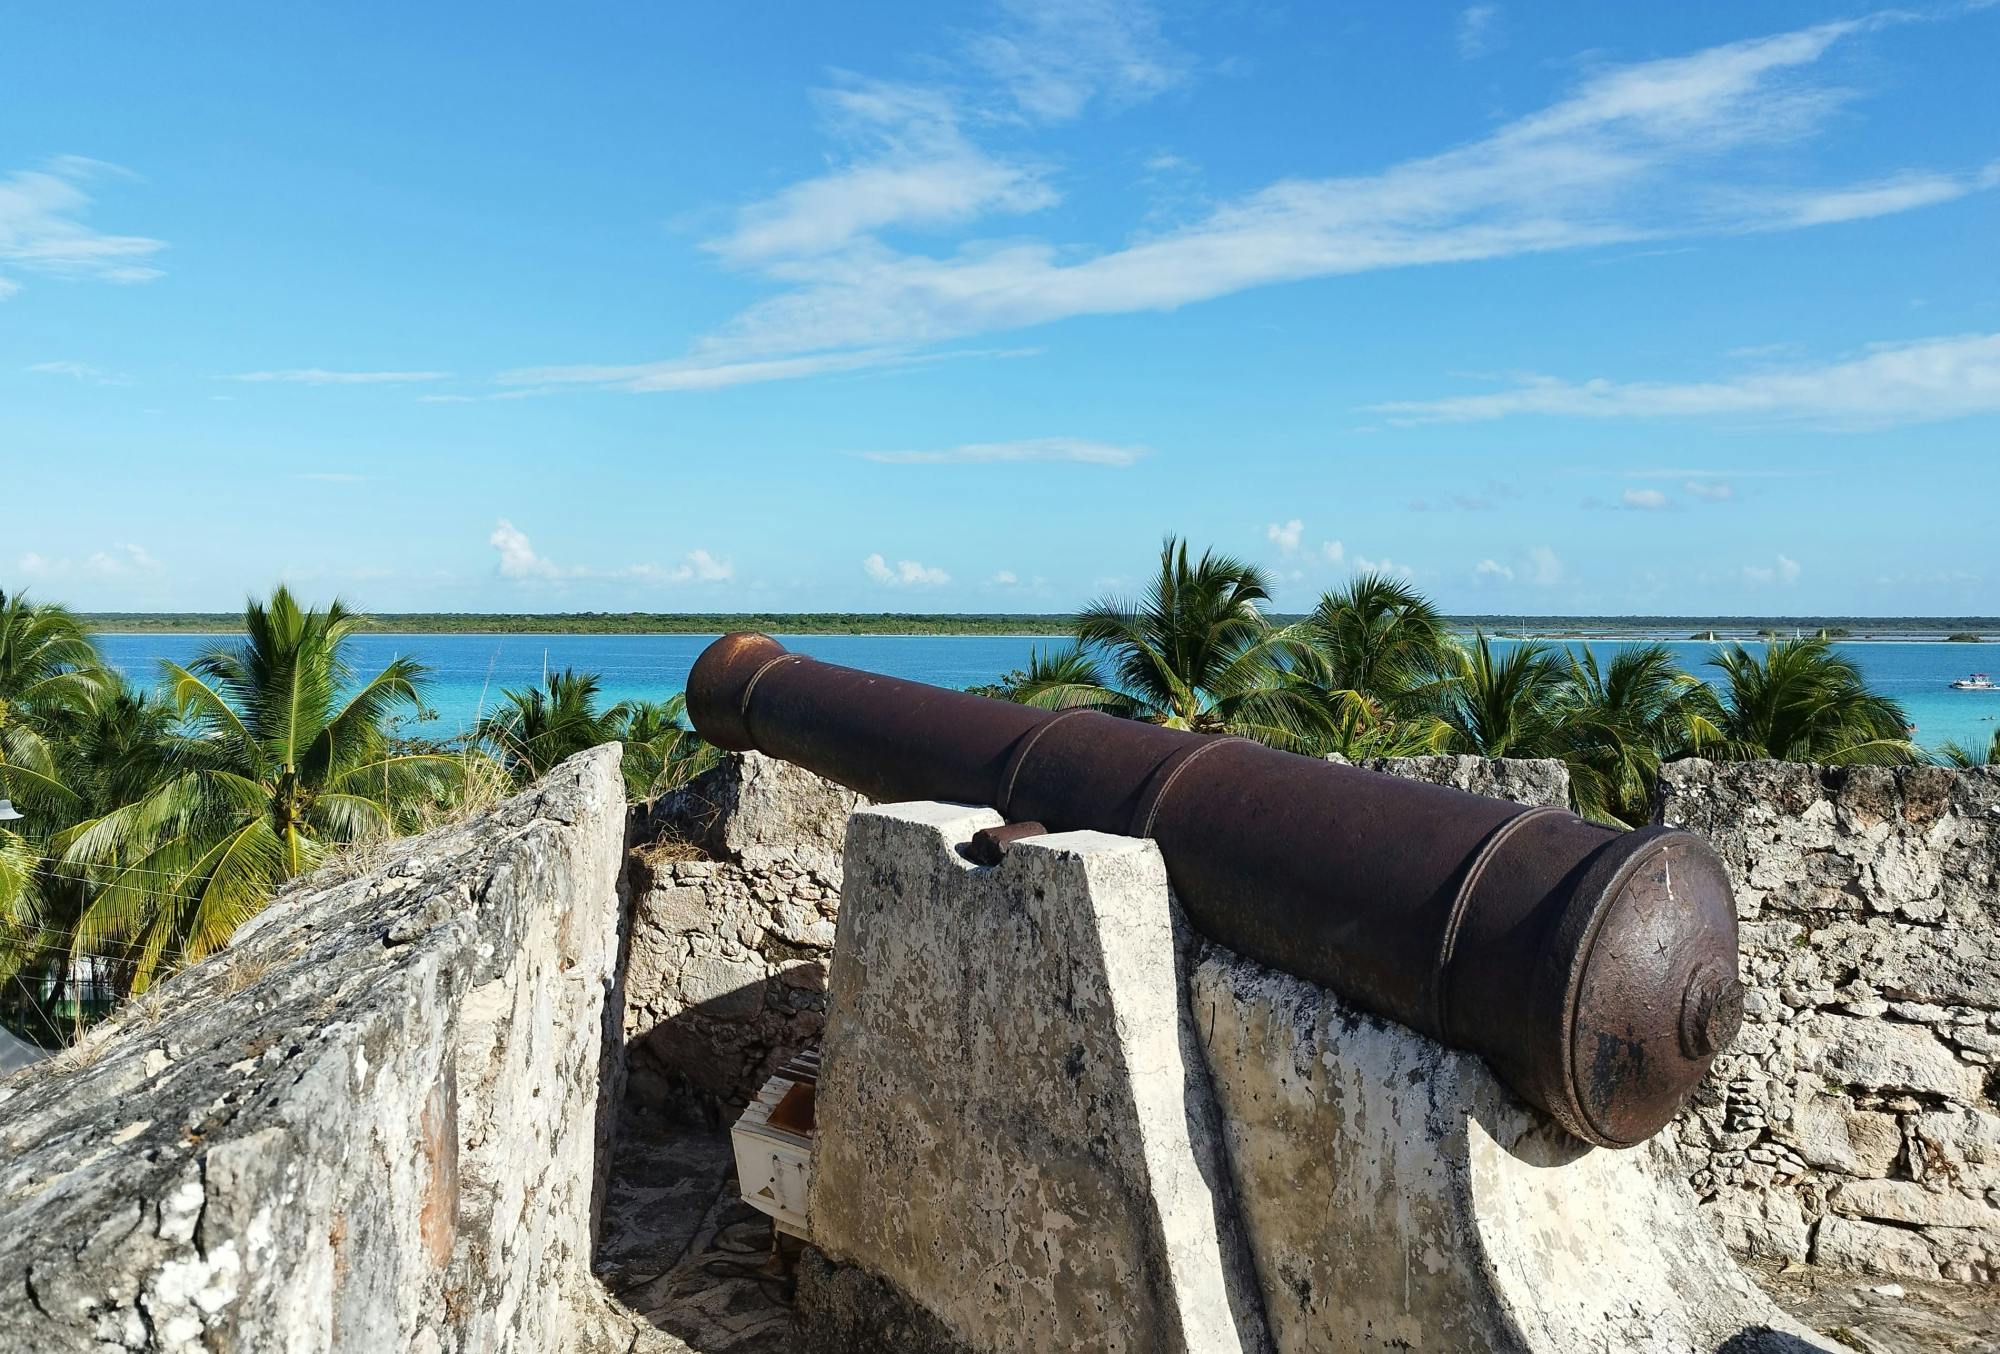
687,632 -> 1741,1147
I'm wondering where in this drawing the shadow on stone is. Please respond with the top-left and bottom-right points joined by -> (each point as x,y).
596,977 -> 802,1354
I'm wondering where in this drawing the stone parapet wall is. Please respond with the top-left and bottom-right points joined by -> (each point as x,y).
622,753 -> 861,1112
626,749 -> 2000,1286
0,747 -> 631,1353
1654,760 -> 2000,1283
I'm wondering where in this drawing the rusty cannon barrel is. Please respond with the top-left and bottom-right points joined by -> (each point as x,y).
687,632 -> 1742,1148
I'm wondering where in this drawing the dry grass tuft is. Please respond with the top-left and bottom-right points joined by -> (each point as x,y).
634,830 -> 710,870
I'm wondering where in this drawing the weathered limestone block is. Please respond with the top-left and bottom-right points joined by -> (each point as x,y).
0,748 -> 630,1353
1347,753 -> 1571,807
1808,1016 -> 1985,1102
1192,952 -> 1838,1353
802,803 -> 1271,1354
623,753 -> 861,1111
652,748 -> 861,880
1780,1094 -> 1902,1177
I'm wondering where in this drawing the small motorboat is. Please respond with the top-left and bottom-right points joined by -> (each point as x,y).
1950,673 -> 1999,691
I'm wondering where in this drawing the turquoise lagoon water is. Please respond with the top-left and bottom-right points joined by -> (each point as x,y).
92,632 -> 2000,754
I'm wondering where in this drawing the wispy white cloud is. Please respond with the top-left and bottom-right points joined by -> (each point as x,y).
489,519 -> 730,585
502,345 -> 1040,395
679,18 -> 1979,371
1683,479 -> 1735,501
708,78 -> 1057,266
1474,557 -> 1513,583
26,360 -> 111,381
1457,6 -> 1501,60
967,0 -> 1192,122
863,552 -> 950,586
1321,540 -> 1345,564
1755,162 -> 2000,228
1621,487 -> 1670,510
227,368 -> 453,385
0,157 -> 164,295
992,569 -> 1019,586
1373,331 -> 2000,428
513,14 -> 1989,398
860,435 -> 1147,466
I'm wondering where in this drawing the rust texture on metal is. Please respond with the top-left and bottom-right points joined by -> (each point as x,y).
962,821 -> 1050,867
686,633 -> 1742,1148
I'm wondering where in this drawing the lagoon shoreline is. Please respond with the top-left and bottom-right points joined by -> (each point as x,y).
78,612 -> 2000,642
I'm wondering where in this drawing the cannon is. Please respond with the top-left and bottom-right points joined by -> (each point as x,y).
687,633 -> 1742,1148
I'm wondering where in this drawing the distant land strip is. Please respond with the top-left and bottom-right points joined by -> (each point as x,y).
79,612 -> 1998,640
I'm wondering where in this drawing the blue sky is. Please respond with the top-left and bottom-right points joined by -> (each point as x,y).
3,2 -> 1996,615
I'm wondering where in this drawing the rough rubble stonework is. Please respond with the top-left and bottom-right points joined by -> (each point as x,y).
622,753 -> 862,1112
1654,760 -> 2000,1284
0,748 -> 631,1353
1342,752 -> 1573,807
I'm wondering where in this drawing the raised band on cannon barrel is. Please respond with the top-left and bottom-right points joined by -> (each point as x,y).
687,632 -> 1744,1149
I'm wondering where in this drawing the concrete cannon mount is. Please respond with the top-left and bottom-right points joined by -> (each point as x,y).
798,801 -> 1847,1354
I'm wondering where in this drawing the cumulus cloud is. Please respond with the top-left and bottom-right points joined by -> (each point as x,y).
1374,331 -> 2000,429
1743,554 -> 1802,586
1474,558 -> 1513,583
17,543 -> 161,581
0,157 -> 164,295
1353,554 -> 1414,580
1621,487 -> 1670,510
1265,518 -> 1304,553
489,519 -> 730,585
1683,479 -> 1735,501
860,436 -> 1146,466
992,569 -> 1019,585
490,519 -> 558,580
864,553 -> 950,586
1321,540 -> 1346,564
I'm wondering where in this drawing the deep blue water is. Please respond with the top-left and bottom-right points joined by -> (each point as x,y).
91,632 -> 2000,753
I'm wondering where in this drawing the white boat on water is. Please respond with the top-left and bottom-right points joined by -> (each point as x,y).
1950,673 -> 1999,691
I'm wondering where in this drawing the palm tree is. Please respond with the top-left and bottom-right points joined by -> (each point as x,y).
1935,729 -> 2000,768
616,694 -> 719,801
61,588 -> 455,989
0,592 -> 112,1034
1704,638 -> 1914,765
1436,634 -> 1568,760
1299,573 -> 1457,757
0,591 -> 107,821
1008,538 -> 1325,747
477,668 -> 625,784
1556,645 -> 1719,824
